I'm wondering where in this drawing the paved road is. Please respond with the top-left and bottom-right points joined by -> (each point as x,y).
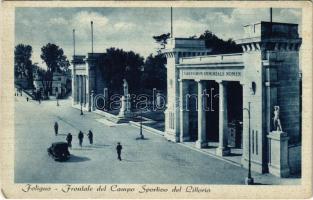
14,95 -> 292,184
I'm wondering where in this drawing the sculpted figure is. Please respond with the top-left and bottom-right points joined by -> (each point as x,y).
273,106 -> 283,132
123,79 -> 128,97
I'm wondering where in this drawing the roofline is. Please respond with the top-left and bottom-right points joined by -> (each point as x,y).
244,21 -> 299,27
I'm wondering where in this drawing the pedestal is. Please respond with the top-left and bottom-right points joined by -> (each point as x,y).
267,131 -> 290,177
195,140 -> 207,149
216,146 -> 231,157
118,96 -> 131,118
90,91 -> 95,111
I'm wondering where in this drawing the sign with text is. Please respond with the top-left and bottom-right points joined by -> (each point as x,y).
180,69 -> 243,81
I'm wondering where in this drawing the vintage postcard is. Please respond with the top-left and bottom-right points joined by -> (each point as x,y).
0,1 -> 312,199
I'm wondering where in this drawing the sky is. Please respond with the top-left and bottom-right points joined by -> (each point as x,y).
15,7 -> 301,68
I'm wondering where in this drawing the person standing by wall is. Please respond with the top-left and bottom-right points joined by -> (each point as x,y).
116,142 -> 123,161
54,122 -> 58,136
78,131 -> 84,148
66,133 -> 73,148
87,130 -> 93,145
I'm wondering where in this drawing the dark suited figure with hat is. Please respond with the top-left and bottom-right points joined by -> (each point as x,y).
116,142 -> 123,161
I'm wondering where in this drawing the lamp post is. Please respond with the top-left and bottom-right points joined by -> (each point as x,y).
243,102 -> 254,185
56,91 -> 59,106
80,91 -> 84,115
139,65 -> 145,139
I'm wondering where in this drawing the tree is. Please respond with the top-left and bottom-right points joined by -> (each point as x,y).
98,48 -> 144,96
14,44 -> 33,88
142,54 -> 167,92
32,64 -> 50,97
199,30 -> 242,54
153,33 -> 171,54
40,43 -> 70,93
40,43 -> 70,73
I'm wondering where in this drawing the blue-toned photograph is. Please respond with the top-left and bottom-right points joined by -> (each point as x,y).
14,7 -> 302,185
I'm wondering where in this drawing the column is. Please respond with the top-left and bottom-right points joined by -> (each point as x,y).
82,76 -> 84,105
179,80 -> 190,142
72,74 -> 76,104
77,76 -> 81,104
90,90 -> 95,111
83,76 -> 87,106
216,81 -> 230,156
104,88 -> 108,110
76,75 -> 80,103
196,80 -> 207,148
240,81 -> 249,166
80,75 -> 83,104
74,75 -> 78,103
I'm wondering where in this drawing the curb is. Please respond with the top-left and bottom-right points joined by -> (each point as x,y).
178,142 -> 242,167
129,120 -> 242,168
129,121 -> 164,136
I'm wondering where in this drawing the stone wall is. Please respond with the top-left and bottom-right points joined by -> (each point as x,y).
276,51 -> 300,144
288,144 -> 301,174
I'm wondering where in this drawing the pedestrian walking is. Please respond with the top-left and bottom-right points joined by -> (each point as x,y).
66,133 -> 73,148
116,142 -> 123,161
26,97 -> 29,102
78,131 -> 84,147
87,130 -> 93,145
54,122 -> 58,136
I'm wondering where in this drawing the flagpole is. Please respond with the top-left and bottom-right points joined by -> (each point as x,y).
91,21 -> 94,54
171,7 -> 173,38
73,29 -> 76,56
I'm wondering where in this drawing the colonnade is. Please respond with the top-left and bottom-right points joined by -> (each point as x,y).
179,79 -> 242,156
73,75 -> 88,106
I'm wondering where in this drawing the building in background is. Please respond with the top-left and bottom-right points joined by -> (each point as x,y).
33,70 -> 72,98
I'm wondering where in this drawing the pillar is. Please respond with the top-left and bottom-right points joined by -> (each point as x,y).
104,88 -> 108,110
83,76 -> 87,106
196,80 -> 207,148
179,79 -> 190,142
241,81 -> 249,164
216,81 -> 230,156
90,90 -> 95,111
76,75 -> 79,103
78,75 -> 82,104
267,131 -> 290,177
72,73 -> 76,104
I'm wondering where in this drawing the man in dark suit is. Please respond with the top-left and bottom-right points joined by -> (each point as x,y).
116,142 -> 122,161
78,131 -> 84,147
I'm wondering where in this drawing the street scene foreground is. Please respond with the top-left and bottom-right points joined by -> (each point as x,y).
14,94 -> 299,184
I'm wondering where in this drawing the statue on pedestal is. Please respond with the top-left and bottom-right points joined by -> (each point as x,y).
268,105 -> 289,178
118,79 -> 131,118
123,79 -> 128,97
273,106 -> 283,132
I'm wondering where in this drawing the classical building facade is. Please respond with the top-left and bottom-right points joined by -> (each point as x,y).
71,53 -> 107,111
163,21 -> 302,174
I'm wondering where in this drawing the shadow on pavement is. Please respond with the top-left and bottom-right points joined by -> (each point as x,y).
252,182 -> 270,185
71,148 -> 93,151
228,153 -> 242,157
56,133 -> 67,136
287,173 -> 301,178
135,137 -> 149,140
67,155 -> 90,162
90,144 -> 111,148
121,159 -> 144,163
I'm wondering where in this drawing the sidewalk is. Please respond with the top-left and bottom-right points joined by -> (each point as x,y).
68,98 -> 300,185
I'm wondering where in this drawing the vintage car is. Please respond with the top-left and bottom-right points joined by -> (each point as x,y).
47,142 -> 70,161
